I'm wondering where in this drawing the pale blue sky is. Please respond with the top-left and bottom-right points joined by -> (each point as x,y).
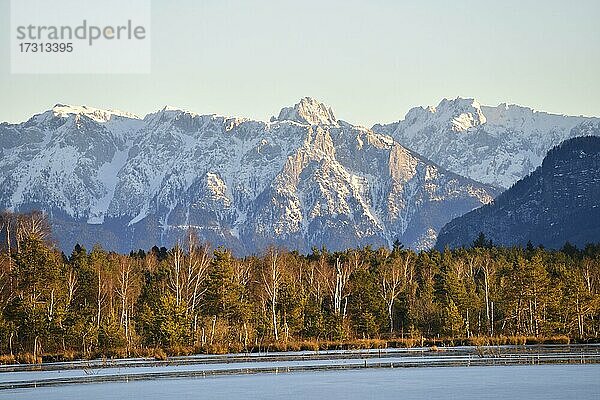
1,0 -> 599,126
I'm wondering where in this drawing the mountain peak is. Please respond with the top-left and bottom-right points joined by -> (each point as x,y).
405,97 -> 486,132
438,97 -> 482,111
50,104 -> 140,122
161,105 -> 190,113
142,106 -> 198,124
151,105 -> 194,116
274,97 -> 338,126
436,97 -> 485,125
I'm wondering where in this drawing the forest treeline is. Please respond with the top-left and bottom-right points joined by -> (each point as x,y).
1,211 -> 599,362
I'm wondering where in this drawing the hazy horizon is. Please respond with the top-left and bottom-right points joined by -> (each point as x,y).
4,95 -> 599,128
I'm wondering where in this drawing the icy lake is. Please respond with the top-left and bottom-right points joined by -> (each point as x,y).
1,345 -> 599,399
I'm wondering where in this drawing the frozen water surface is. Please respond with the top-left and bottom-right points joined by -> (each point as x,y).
2,364 -> 599,400
0,345 -> 598,399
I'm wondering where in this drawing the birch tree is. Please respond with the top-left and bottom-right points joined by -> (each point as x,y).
262,248 -> 281,340
380,251 -> 411,333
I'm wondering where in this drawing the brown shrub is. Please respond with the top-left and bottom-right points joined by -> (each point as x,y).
154,348 -> 167,361
0,354 -> 16,365
17,353 -> 42,364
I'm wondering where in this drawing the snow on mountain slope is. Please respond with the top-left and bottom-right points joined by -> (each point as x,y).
0,105 -> 145,223
373,97 -> 599,188
0,99 -> 497,254
274,97 -> 338,126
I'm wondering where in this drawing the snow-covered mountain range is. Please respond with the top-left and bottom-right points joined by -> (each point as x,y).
373,97 -> 600,188
0,98 -> 496,254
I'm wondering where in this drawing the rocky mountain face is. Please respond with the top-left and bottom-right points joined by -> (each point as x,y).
436,136 -> 600,249
373,97 -> 599,188
0,98 -> 497,254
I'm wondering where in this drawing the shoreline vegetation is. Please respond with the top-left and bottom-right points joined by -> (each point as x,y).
1,211 -> 599,365
0,335 -> 591,365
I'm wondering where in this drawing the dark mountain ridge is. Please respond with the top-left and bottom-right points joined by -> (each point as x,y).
436,136 -> 600,249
